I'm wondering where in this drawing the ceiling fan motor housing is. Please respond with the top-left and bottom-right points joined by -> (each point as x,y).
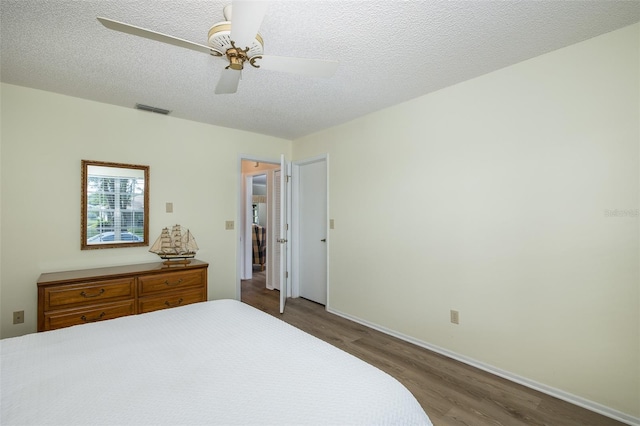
208,21 -> 264,59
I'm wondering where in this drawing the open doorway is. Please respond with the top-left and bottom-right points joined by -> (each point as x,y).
240,159 -> 280,297
251,173 -> 268,272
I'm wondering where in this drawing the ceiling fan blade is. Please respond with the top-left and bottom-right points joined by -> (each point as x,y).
257,56 -> 339,78
97,17 -> 219,56
215,68 -> 242,94
229,1 -> 269,48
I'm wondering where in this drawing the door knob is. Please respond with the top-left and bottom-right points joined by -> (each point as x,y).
321,238 -> 326,242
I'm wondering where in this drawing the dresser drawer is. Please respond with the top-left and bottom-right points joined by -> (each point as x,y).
42,301 -> 135,331
138,288 -> 206,314
43,278 -> 135,310
138,269 -> 205,296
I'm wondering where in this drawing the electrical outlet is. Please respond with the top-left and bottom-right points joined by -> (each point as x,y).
450,310 -> 459,325
225,220 -> 234,230
13,310 -> 24,324
166,202 -> 173,213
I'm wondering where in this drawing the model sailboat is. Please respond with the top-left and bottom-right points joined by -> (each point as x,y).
149,224 -> 199,264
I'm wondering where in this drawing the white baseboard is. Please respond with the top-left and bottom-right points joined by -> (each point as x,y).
326,307 -> 640,426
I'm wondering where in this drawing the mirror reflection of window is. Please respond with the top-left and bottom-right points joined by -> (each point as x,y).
252,174 -> 267,227
81,161 -> 149,249
86,167 -> 145,243
252,204 -> 259,225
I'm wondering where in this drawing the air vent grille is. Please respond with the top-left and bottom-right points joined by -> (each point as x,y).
135,103 -> 171,115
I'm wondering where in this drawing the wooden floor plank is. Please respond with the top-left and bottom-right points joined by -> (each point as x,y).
241,271 -> 625,426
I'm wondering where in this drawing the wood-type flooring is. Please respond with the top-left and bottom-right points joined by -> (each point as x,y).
241,271 -> 627,426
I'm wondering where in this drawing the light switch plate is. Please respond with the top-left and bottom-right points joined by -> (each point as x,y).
166,202 -> 173,213
450,310 -> 459,325
225,220 -> 234,230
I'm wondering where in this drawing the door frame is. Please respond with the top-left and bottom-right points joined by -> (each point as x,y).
291,154 -> 330,307
236,154 -> 280,300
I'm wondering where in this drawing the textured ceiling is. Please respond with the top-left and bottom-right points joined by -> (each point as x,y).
1,1 -> 639,140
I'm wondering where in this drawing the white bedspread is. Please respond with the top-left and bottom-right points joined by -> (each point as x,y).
1,299 -> 431,425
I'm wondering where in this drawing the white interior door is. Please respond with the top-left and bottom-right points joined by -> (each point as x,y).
273,170 -> 282,291
298,159 -> 327,305
278,155 -> 291,313
242,175 -> 253,280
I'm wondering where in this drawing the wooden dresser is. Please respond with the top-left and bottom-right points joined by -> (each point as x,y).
37,260 -> 208,332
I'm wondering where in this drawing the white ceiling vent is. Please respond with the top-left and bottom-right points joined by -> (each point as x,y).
135,103 -> 171,115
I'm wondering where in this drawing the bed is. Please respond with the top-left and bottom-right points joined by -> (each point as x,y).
1,299 -> 432,425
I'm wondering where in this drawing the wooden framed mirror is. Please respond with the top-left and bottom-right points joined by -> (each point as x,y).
81,160 -> 149,250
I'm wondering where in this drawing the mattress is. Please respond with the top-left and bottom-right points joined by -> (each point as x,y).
1,299 -> 432,425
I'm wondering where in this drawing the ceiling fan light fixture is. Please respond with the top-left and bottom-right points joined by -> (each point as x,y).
228,55 -> 244,70
224,40 -> 259,70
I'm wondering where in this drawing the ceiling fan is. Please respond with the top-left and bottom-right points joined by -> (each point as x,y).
97,1 -> 339,94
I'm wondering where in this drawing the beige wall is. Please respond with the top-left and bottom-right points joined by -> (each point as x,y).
0,83 -> 290,338
294,24 -> 640,419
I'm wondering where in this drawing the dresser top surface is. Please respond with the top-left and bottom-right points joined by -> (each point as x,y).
37,259 -> 208,286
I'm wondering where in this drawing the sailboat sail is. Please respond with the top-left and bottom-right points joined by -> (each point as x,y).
149,224 -> 198,260
184,230 -> 199,252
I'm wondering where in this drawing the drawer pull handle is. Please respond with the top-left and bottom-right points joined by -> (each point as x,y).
80,289 -> 105,298
163,278 -> 183,287
80,312 -> 106,322
164,298 -> 184,308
